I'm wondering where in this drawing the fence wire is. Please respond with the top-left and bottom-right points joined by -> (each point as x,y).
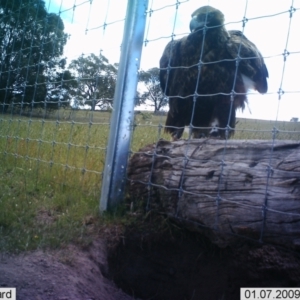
0,0 -> 300,251
0,0 -> 127,200
128,0 -> 300,248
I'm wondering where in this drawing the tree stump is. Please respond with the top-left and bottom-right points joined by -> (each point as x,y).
127,139 -> 300,248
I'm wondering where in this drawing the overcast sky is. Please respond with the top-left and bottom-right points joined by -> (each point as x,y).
45,0 -> 300,121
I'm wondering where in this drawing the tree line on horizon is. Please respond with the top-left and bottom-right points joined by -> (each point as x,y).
0,0 -> 167,114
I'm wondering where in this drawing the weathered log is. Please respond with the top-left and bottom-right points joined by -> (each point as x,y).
127,139 -> 300,248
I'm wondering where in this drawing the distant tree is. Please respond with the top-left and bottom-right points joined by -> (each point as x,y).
0,0 -> 68,112
134,90 -> 144,106
138,68 -> 168,112
46,69 -> 77,110
68,53 -> 117,110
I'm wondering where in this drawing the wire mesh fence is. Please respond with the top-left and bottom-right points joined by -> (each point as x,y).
0,0 -> 126,199
0,0 -> 300,251
0,0 -> 127,250
127,0 -> 300,248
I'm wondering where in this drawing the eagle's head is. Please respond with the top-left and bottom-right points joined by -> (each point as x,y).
190,6 -> 225,32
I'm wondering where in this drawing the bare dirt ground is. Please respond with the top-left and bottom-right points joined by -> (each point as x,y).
0,240 -> 135,300
1,228 -> 300,300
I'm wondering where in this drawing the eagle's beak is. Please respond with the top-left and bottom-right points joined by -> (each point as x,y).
189,16 -> 206,32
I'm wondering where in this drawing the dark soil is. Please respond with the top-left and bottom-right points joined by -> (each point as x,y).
108,228 -> 300,300
1,223 -> 300,300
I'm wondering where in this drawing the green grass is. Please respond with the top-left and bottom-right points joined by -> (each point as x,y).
234,118 -> 300,140
0,109 -> 299,252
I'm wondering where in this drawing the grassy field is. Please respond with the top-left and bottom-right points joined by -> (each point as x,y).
0,108 -> 299,252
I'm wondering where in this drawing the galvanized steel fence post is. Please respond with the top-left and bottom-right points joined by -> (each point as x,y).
100,0 -> 149,211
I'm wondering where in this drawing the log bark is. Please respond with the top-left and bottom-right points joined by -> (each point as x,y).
127,139 -> 300,248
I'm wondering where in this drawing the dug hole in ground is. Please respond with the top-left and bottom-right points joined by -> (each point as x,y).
1,215 -> 300,300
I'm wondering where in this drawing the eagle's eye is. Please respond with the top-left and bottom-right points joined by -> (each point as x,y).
208,12 -> 214,18
207,12 -> 215,22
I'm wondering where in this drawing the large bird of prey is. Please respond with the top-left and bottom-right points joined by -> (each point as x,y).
160,6 -> 269,139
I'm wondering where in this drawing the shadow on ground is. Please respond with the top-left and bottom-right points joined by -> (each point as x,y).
108,228 -> 300,300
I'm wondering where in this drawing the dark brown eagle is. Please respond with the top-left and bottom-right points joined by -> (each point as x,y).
160,6 -> 269,139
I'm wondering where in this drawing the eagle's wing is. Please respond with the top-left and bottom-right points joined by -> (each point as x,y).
159,39 -> 182,97
226,30 -> 269,94
160,38 -> 192,139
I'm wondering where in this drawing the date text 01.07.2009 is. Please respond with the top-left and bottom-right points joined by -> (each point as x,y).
241,288 -> 300,300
